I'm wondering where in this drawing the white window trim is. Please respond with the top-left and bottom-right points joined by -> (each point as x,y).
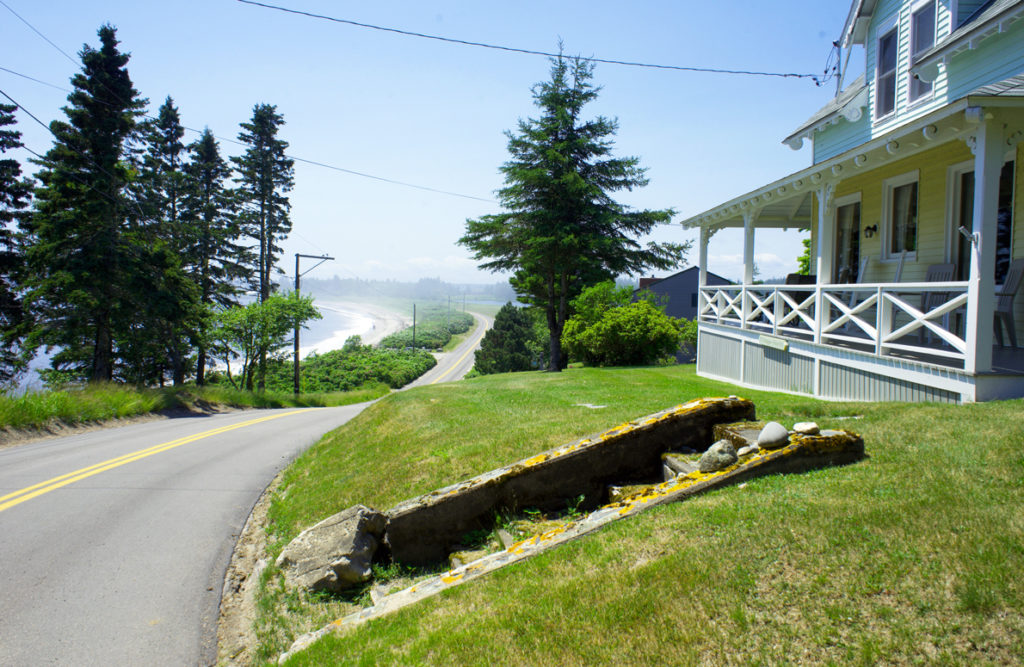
945,153 -> 1016,264
874,15 -> 900,122
908,0 -> 937,106
882,170 -> 920,261
945,159 -> 974,264
833,192 -> 863,283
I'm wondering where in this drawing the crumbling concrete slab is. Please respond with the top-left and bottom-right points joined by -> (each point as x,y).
279,424 -> 865,663
384,396 -> 756,565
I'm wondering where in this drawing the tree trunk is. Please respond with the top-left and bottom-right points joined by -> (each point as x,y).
92,316 -> 112,382
196,347 -> 207,386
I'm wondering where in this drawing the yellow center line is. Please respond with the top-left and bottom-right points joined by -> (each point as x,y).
430,315 -> 488,384
0,409 -> 313,514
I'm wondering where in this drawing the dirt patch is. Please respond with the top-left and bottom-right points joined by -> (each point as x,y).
217,474 -> 280,666
0,403 -> 243,451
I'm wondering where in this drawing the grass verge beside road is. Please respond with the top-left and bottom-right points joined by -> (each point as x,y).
255,365 -> 1024,664
0,382 -> 389,434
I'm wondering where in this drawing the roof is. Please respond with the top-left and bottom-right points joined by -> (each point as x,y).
636,266 -> 733,290
970,73 -> 1024,97
913,0 -> 1023,79
784,74 -> 868,150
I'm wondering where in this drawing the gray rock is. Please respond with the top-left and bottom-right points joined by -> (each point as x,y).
737,444 -> 759,457
793,421 -> 820,435
757,421 -> 791,450
698,439 -> 738,473
275,504 -> 387,593
662,453 -> 697,479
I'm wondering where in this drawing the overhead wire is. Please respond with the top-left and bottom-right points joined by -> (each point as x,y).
0,63 -> 495,203
236,0 -> 823,83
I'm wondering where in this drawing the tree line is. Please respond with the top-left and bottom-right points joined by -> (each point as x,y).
1,25 -> 302,390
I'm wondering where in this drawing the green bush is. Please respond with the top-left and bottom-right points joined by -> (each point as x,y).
259,337 -> 437,392
380,309 -> 474,350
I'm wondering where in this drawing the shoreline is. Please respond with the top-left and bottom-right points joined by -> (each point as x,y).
300,300 -> 410,357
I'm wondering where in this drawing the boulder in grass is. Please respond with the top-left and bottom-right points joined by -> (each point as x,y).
698,439 -> 738,473
757,421 -> 791,450
276,504 -> 387,593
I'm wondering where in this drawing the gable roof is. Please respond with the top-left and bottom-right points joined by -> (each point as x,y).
784,74 -> 868,150
635,266 -> 733,290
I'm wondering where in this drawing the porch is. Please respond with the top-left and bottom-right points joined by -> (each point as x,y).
697,281 -> 1024,403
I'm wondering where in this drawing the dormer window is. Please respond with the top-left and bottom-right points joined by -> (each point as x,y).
910,1 -> 936,102
876,25 -> 898,118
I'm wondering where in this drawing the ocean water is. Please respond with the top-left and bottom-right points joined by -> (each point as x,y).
299,301 -> 378,358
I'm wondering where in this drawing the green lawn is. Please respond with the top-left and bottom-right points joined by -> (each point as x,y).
256,365 -> 1023,665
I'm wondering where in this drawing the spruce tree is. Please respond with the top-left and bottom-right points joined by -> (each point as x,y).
0,103 -> 32,384
460,55 -> 687,371
23,25 -> 147,382
182,128 -> 250,384
232,103 -> 293,303
473,302 -> 536,375
231,103 -> 294,390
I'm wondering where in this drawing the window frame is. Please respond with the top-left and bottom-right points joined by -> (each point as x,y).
909,0 -> 937,104
882,170 -> 920,261
874,16 -> 900,121
833,193 -> 863,283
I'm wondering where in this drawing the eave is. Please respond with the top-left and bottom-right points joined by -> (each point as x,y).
683,98 -> 992,232
913,0 -> 1024,83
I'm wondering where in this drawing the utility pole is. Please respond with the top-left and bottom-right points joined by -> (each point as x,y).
412,303 -> 416,350
294,253 -> 334,395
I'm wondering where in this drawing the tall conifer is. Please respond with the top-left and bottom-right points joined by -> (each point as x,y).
231,104 -> 293,390
0,103 -> 32,384
24,25 -> 147,382
182,128 -> 250,384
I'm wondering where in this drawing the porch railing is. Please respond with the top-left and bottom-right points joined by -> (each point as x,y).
699,282 -> 970,365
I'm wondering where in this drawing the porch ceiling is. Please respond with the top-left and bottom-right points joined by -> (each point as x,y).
681,98 -> 1024,233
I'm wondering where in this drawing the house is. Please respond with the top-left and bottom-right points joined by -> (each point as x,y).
682,0 -> 1024,403
635,267 -> 732,321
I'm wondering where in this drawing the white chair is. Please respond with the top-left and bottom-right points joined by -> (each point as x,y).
994,258 -> 1024,348
919,263 -> 956,345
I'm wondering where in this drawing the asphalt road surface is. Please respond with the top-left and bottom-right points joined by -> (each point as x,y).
0,404 -> 371,666
0,312 -> 490,665
404,311 -> 493,389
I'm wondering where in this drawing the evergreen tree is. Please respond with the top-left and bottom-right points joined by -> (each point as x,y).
231,103 -> 294,390
0,103 -> 33,384
473,302 -> 537,375
232,103 -> 293,302
134,95 -> 196,384
182,128 -> 250,384
459,55 -> 687,371
23,25 -> 147,382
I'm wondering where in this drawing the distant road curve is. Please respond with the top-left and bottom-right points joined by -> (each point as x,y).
403,311 -> 493,389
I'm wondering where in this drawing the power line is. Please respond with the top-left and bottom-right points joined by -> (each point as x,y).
0,65 -> 495,203
0,0 -> 78,65
236,0 -> 822,83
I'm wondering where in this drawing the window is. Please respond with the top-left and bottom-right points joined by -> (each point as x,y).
910,1 -> 936,102
952,161 -> 1016,283
884,172 -> 919,259
834,198 -> 862,283
876,25 -> 898,118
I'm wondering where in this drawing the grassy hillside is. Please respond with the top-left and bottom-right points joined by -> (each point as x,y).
258,366 -> 1024,665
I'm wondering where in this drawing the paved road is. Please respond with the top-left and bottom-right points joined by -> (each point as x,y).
404,311 -> 493,389
0,404 -> 370,666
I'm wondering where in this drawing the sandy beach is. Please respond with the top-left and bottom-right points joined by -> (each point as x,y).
299,300 -> 410,357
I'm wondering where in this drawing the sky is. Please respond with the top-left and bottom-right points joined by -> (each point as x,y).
1,0 -> 858,285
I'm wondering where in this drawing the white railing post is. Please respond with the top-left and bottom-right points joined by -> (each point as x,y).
875,285 -> 887,356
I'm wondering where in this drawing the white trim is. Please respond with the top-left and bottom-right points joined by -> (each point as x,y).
946,158 -> 975,266
909,0 -> 937,104
875,16 -> 900,121
882,170 -> 921,261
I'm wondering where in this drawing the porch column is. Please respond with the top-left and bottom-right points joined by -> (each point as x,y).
698,226 -> 709,316
813,183 -> 835,344
964,114 -> 1004,374
742,210 -> 757,329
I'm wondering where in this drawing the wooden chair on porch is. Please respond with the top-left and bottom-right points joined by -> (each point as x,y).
919,263 -> 956,345
994,258 -> 1024,348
